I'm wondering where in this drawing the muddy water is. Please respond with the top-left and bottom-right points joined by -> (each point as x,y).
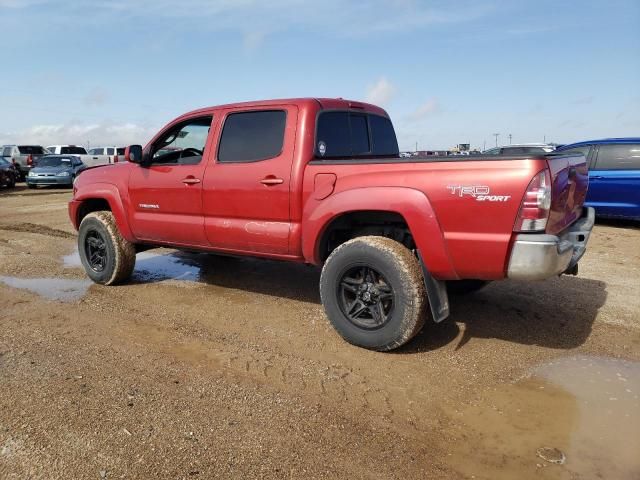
64,249 -> 202,282
446,355 -> 640,479
0,276 -> 92,302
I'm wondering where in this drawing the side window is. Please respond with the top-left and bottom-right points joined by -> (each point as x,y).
595,144 -> 640,170
151,116 -> 213,165
483,147 -> 500,155
2,146 -> 12,157
218,110 -> 286,163
106,148 -> 115,155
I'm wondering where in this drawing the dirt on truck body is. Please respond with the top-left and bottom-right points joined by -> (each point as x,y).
1,186 -> 639,479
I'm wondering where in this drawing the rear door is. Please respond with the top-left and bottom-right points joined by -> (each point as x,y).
202,106 -> 297,254
128,115 -> 214,246
589,143 -> 640,219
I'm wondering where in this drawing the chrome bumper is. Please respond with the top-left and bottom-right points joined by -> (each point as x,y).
507,207 -> 595,280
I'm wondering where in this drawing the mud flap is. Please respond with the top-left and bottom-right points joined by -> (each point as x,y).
417,251 -> 450,323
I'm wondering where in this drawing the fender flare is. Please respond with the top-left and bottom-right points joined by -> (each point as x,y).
74,183 -> 136,243
302,186 -> 457,279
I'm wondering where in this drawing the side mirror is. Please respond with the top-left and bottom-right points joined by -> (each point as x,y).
124,145 -> 144,163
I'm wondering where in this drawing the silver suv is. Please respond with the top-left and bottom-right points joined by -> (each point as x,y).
1,145 -> 49,179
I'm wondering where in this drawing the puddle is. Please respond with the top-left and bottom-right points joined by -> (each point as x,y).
64,249 -> 202,282
446,355 -> 640,479
0,276 -> 92,302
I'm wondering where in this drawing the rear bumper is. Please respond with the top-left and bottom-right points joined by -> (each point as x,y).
507,207 -> 595,280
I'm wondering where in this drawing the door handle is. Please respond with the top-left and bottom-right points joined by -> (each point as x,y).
591,175 -> 604,180
182,177 -> 201,185
261,176 -> 284,186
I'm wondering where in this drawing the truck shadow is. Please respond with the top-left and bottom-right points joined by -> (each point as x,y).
404,275 -> 607,353
131,251 -> 606,352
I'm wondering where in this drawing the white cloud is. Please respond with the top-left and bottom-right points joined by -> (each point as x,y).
406,98 -> 441,121
365,78 -> 396,107
0,122 -> 158,147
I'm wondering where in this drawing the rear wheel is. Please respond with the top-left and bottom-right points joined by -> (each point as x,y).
320,236 -> 426,351
78,211 -> 136,285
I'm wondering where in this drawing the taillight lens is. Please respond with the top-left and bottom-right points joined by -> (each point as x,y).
113,155 -> 119,163
27,154 -> 33,166
514,170 -> 551,232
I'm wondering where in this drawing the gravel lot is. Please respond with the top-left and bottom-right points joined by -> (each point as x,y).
1,185 -> 639,479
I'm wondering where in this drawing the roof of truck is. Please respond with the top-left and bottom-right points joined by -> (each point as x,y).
177,98 -> 389,119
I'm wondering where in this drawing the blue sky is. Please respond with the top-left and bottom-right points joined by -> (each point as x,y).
1,0 -> 638,150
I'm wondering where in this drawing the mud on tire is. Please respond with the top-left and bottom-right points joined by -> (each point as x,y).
78,211 -> 136,285
320,236 -> 427,351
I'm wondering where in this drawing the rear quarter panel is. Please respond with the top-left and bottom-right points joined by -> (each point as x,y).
303,158 -> 545,280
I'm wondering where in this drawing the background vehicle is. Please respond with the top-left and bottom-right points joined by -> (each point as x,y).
555,138 -> 640,220
69,98 -> 594,351
0,157 -> 19,188
87,146 -> 126,165
1,144 -> 48,179
45,145 -> 102,167
483,143 -> 556,155
27,155 -> 86,188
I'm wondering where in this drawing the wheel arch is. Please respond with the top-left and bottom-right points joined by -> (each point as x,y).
74,183 -> 135,242
302,186 -> 457,279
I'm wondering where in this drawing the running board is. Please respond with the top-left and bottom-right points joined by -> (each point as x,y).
417,251 -> 450,323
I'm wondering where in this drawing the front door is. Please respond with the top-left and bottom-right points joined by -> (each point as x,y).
128,115 -> 214,246
202,106 -> 297,254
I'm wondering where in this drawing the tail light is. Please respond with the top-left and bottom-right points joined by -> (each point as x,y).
27,154 -> 33,166
514,170 -> 552,232
113,154 -> 119,163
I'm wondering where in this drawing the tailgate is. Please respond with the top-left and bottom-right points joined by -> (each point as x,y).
546,153 -> 589,234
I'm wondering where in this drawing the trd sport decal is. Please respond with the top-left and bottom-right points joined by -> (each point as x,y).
447,185 -> 511,202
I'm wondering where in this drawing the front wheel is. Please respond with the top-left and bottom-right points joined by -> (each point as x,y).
78,211 -> 136,285
320,236 -> 427,351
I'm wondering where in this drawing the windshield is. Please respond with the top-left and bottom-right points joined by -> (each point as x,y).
37,156 -> 73,168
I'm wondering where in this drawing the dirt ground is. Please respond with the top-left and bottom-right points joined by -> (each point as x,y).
1,185 -> 639,479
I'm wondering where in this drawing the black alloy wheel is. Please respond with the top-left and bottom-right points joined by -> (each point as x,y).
84,229 -> 108,272
338,265 -> 395,329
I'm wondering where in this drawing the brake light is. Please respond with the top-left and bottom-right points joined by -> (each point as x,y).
514,170 -> 552,232
113,154 -> 119,163
27,154 -> 33,166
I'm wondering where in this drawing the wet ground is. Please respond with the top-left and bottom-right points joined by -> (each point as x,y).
1,185 -> 639,479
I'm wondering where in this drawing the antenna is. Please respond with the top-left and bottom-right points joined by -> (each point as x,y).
508,134 -> 512,145
493,133 -> 500,147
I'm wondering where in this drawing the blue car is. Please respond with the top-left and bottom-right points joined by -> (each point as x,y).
555,138 -> 640,220
26,155 -> 86,188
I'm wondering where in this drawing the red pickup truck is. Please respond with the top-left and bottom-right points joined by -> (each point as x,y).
69,98 -> 594,351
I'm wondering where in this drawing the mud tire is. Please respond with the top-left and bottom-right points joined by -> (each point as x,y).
320,236 -> 426,351
78,211 -> 136,285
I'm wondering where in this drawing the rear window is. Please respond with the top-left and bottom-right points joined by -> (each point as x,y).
218,110 -> 286,163
370,115 -> 399,156
117,148 -> 125,155
61,146 -> 87,154
595,144 -> 640,170
18,146 -> 45,155
316,112 -> 398,159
